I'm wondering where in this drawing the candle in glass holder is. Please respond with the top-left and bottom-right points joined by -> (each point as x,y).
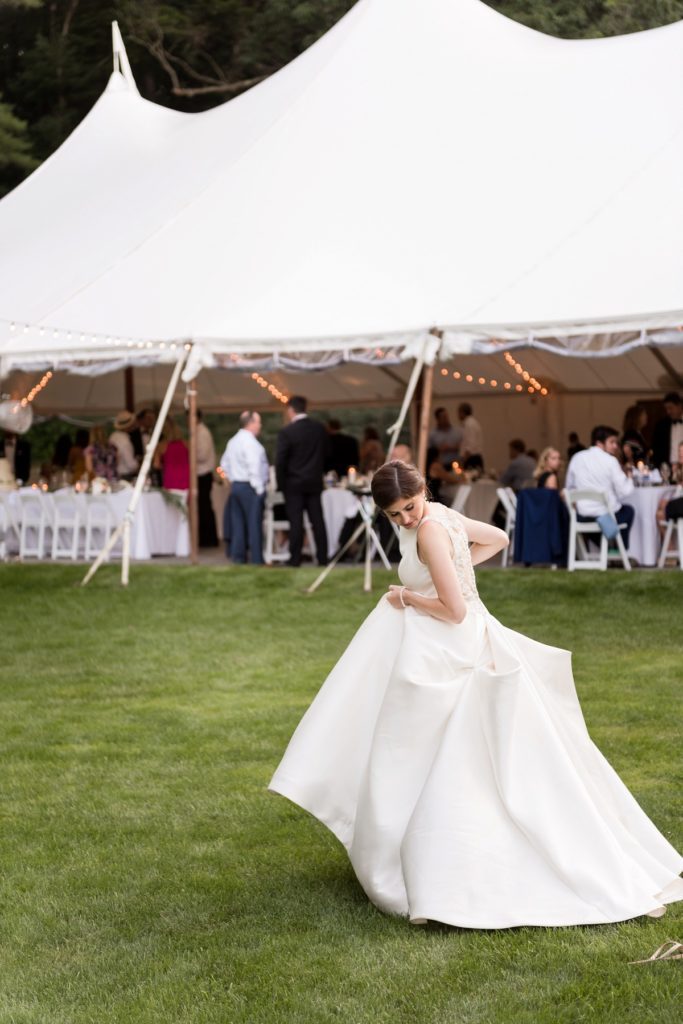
348,466 -> 357,485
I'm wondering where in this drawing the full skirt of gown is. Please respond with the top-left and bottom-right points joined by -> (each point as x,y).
269,512 -> 683,929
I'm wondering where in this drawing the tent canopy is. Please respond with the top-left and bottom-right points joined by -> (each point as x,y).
4,339 -> 683,416
0,0 -> 682,379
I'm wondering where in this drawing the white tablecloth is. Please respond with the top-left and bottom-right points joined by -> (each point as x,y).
9,488 -> 189,560
626,486 -> 675,566
81,490 -> 189,560
451,480 -> 500,523
321,487 -> 359,551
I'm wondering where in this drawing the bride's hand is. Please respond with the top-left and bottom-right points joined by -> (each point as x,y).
386,585 -> 406,609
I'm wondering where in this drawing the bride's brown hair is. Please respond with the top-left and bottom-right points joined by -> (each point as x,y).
371,460 -> 428,510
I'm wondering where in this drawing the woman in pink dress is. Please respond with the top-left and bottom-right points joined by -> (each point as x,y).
154,420 -> 189,490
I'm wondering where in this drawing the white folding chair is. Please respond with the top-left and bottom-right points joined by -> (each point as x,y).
565,489 -> 631,571
496,486 -> 517,568
51,492 -> 82,560
263,489 -> 315,565
0,494 -> 21,558
657,485 -> 683,569
0,498 -> 8,560
18,492 -> 51,559
450,484 -> 472,514
85,497 -> 116,561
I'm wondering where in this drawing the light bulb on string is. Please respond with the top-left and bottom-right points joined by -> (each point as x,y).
249,368 -> 289,405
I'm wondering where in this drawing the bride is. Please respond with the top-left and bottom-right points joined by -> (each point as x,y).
269,461 -> 683,928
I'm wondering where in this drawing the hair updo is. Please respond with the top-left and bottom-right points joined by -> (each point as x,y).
371,460 -> 427,510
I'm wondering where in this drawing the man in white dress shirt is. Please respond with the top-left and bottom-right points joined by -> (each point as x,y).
221,411 -> 270,564
565,424 -> 635,547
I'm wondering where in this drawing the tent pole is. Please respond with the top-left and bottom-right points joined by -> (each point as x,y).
411,371 -> 422,457
384,338 -> 430,457
124,366 -> 135,411
187,379 -> 199,564
416,364 -> 434,476
121,519 -> 132,585
81,352 -> 186,586
306,338 -> 432,596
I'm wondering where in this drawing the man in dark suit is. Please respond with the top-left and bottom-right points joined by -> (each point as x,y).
325,419 -> 360,480
276,396 -> 328,567
652,391 -> 683,469
0,431 -> 31,483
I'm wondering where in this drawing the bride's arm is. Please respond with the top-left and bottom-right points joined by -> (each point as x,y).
389,520 -> 467,624
457,513 -> 509,565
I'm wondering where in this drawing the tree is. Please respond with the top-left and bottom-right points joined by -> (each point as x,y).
598,0 -> 683,35
484,0 -> 683,35
0,97 -> 37,195
116,0 -> 355,101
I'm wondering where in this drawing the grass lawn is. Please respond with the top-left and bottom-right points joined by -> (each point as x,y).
0,563 -> 681,1024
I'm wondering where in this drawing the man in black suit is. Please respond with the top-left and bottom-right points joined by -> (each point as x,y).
652,391 -> 683,469
325,419 -> 360,479
0,431 -> 31,483
276,396 -> 328,567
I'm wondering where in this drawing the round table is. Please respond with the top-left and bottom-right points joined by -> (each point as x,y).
321,487 -> 359,550
626,485 -> 675,566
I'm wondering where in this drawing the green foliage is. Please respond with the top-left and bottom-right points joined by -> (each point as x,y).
0,95 -> 37,190
203,404 -> 402,463
598,0 -> 683,34
485,0 -> 683,35
22,415 -> 78,466
0,564 -> 680,1022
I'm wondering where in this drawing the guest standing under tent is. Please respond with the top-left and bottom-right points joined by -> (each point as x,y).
195,410 -> 218,548
458,403 -> 484,470
276,396 -> 328,568
154,419 -> 190,491
220,411 -> 270,565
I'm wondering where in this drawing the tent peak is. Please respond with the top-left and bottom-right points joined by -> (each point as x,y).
111,21 -> 139,95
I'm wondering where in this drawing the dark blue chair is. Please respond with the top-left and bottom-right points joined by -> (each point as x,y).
513,488 -> 569,567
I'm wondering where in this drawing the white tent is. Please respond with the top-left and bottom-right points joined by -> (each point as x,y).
1,0 -> 682,378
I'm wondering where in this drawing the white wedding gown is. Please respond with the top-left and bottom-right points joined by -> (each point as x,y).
269,503 -> 683,928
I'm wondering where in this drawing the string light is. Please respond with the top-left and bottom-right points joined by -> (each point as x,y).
13,370 -> 53,409
250,371 -> 289,405
503,351 -> 550,396
439,354 -> 549,397
0,316 -> 184,354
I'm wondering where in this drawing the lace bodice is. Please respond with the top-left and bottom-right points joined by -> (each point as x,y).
398,502 -> 483,610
